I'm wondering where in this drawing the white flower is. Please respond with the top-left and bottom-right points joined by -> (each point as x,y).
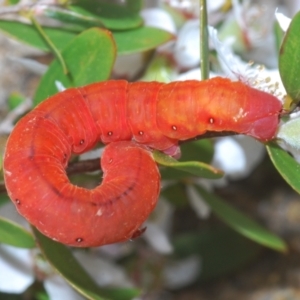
0,202 -> 132,297
0,244 -> 34,294
162,255 -> 201,289
73,250 -> 133,288
0,202 -> 83,297
208,25 -> 286,100
275,9 -> 291,32
174,19 -> 200,69
143,198 -> 174,254
277,112 -> 300,162
186,185 -> 210,219
192,136 -> 266,193
141,8 -> 176,34
212,136 -> 265,181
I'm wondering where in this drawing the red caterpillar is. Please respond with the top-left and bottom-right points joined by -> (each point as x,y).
3,77 -> 282,247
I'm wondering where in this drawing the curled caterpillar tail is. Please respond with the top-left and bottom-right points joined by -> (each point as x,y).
4,136 -> 160,247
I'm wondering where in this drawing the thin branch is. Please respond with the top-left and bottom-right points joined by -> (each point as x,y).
181,131 -> 238,144
66,158 -> 101,176
0,131 -> 239,195
0,183 -> 7,194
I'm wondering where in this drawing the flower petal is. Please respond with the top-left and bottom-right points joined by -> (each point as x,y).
174,20 -> 200,69
275,10 -> 291,32
44,275 -> 84,300
0,245 -> 34,293
186,185 -> 210,219
141,8 -> 176,34
163,255 -> 201,289
212,136 -> 265,180
73,250 -> 133,287
143,221 -> 173,254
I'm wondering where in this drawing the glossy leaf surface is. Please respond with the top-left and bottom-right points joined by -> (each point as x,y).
154,150 -> 223,179
194,185 -> 287,252
0,217 -> 35,248
34,28 -> 116,104
33,228 -> 140,300
267,142 -> 300,194
279,11 -> 300,102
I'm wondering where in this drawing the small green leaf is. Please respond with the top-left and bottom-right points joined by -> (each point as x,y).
153,150 -> 223,179
34,27 -> 116,104
266,142 -> 300,194
274,17 -> 285,54
0,217 -> 35,248
72,1 -> 143,30
44,6 -> 105,29
0,20 -> 174,55
159,167 -> 193,180
125,0 -> 143,13
33,228 -> 140,300
277,117 -> 300,151
0,20 -> 75,52
7,92 -> 26,110
180,139 -> 214,164
279,11 -> 300,102
193,185 -> 288,252
114,26 -> 175,54
5,0 -> 20,4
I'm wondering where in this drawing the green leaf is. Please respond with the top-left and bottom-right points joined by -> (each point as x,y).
125,0 -> 143,13
193,185 -> 288,252
159,167 -> 193,180
34,27 -> 116,104
153,150 -> 223,179
114,26 -> 175,54
33,228 -> 140,300
159,140 -> 214,180
274,17 -> 285,54
0,20 -> 174,55
279,11 -> 300,102
266,142 -> 300,194
7,92 -> 26,110
72,2 -> 143,30
5,0 -> 20,4
180,139 -> 214,164
44,6 -> 106,30
276,117 -> 300,151
0,20 -> 75,52
0,217 -> 35,248
173,228 -> 262,282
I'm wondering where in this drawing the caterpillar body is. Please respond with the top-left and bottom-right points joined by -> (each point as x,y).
3,77 -> 282,247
